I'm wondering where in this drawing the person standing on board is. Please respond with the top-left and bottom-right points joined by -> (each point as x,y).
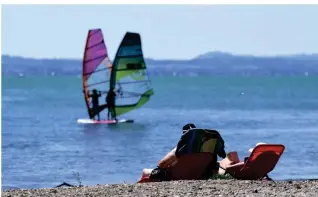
88,89 -> 102,121
106,89 -> 117,121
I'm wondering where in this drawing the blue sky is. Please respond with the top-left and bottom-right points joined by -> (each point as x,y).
2,5 -> 318,59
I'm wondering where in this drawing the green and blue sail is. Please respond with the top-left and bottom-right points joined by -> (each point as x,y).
110,32 -> 154,117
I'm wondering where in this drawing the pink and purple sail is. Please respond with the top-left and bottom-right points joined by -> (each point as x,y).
82,29 -> 112,119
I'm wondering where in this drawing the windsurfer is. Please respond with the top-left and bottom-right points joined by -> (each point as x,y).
106,89 -> 117,121
88,89 -> 102,120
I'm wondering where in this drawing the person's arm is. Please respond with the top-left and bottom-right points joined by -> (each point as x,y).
217,157 -> 244,175
223,162 -> 245,176
158,147 -> 177,168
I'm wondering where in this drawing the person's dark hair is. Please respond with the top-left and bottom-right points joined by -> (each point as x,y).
93,89 -> 97,93
182,123 -> 196,133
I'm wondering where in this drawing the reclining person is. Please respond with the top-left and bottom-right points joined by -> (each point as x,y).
139,123 -> 227,182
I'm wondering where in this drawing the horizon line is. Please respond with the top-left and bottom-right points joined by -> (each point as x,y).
2,51 -> 318,61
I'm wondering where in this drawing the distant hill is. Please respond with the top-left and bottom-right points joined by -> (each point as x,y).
2,51 -> 318,76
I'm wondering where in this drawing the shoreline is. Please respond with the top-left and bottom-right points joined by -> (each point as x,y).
2,179 -> 318,197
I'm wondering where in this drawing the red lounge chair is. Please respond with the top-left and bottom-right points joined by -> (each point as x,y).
226,144 -> 285,180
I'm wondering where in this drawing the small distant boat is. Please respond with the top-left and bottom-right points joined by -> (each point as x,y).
77,29 -> 154,124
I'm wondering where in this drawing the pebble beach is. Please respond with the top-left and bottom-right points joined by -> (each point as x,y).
3,179 -> 318,197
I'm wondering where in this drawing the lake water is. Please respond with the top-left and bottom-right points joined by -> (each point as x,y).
2,76 -> 318,189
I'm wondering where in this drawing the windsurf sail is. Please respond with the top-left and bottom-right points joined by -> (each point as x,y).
110,32 -> 154,117
82,29 -> 112,119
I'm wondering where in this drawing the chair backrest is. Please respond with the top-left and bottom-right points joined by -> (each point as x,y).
240,144 -> 285,179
